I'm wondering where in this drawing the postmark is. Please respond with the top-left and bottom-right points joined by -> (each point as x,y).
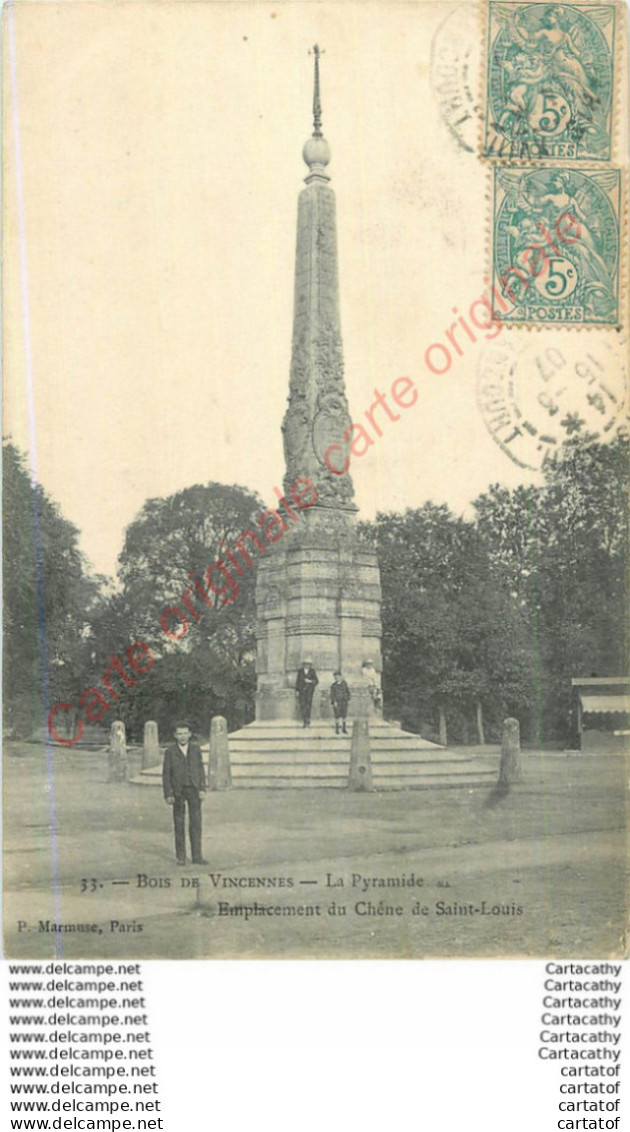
430,3 -> 482,153
477,331 -> 628,469
491,165 -> 622,326
483,2 -> 617,161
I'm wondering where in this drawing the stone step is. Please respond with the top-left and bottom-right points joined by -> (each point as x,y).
131,759 -> 495,786
136,751 -> 481,771
127,719 -> 495,789
234,777 -> 346,789
230,774 -> 495,790
229,749 -> 474,765
230,754 -> 479,770
232,720 -> 433,731
227,723 -> 442,746
230,761 -> 492,779
228,739 -> 448,749
148,725 -> 443,749
132,767 -> 162,783
233,763 -> 348,778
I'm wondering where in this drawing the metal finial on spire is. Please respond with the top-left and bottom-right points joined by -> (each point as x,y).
309,44 -> 324,138
303,44 -> 330,180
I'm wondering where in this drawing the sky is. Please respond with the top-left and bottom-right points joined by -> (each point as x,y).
4,1 -> 628,579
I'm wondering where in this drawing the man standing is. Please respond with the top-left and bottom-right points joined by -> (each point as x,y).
330,671 -> 351,734
295,660 -> 318,727
361,658 -> 383,714
162,721 -> 207,866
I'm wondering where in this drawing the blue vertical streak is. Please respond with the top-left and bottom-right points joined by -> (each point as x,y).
8,3 -> 63,956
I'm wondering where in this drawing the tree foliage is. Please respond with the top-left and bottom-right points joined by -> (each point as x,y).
362,503 -> 537,742
475,433 -> 629,742
7,430 -> 627,750
3,442 -> 99,735
367,433 -> 629,745
111,482 -> 263,737
4,460 -> 265,741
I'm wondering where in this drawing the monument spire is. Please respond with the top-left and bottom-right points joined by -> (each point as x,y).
311,43 -> 323,137
281,47 -> 356,509
254,49 -> 383,726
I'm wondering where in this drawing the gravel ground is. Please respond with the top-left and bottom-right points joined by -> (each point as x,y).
3,742 -> 627,959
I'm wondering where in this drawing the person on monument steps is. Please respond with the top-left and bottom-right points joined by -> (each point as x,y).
330,671 -> 351,735
162,721 -> 208,866
362,658 -> 383,713
295,660 -> 318,727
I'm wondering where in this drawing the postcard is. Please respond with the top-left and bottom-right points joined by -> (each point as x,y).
3,0 -> 628,959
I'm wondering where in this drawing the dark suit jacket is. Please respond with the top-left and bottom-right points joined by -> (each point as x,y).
295,666 -> 319,694
330,679 -> 351,708
162,741 -> 206,799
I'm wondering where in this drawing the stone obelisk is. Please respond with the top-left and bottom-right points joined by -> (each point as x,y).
255,47 -> 383,722
132,50 -> 494,791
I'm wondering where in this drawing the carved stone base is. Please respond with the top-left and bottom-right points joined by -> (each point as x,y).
255,508 -> 382,722
255,683 -> 378,723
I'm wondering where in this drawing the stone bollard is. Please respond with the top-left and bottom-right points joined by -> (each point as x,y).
207,715 -> 231,791
499,717 -> 523,785
348,719 -> 373,791
108,720 -> 127,783
143,721 -> 160,769
125,745 -> 143,782
438,706 -> 447,747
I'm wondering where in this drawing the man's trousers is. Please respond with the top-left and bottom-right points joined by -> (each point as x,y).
298,687 -> 315,725
172,786 -> 202,862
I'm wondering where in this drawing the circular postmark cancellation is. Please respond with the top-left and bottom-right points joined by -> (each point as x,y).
477,333 -> 629,470
430,4 -> 482,154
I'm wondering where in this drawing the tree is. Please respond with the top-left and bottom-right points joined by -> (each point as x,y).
473,482 -> 547,742
3,441 -> 100,736
361,504 -> 521,743
364,430 -> 627,747
114,482 -> 264,734
474,432 -> 629,743
536,433 -> 628,739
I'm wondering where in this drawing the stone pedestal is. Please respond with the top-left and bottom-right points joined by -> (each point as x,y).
143,721 -> 159,770
108,721 -> 127,783
126,747 -> 143,782
255,508 -> 382,721
499,717 -> 523,785
348,719 -> 373,791
208,715 -> 231,791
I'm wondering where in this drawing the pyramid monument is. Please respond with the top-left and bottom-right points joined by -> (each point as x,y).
133,48 -> 494,789
255,45 -> 382,724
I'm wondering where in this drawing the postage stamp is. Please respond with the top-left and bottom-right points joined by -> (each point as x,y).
477,331 -> 628,469
491,165 -> 622,325
483,2 -> 617,161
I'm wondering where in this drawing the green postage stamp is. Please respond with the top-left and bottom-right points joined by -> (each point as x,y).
483,2 -> 618,160
492,166 -> 622,325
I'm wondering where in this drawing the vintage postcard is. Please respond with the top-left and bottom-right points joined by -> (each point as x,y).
3,1 -> 629,960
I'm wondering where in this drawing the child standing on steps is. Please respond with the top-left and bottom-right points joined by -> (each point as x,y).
330,671 -> 351,735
